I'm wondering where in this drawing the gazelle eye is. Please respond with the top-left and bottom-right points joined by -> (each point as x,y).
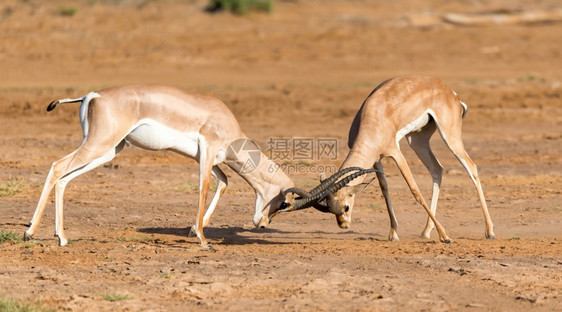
280,202 -> 289,209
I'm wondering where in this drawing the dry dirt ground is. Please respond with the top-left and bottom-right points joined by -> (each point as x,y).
1,0 -> 561,311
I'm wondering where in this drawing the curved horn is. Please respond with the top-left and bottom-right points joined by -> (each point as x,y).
316,168 -> 380,201
282,187 -> 311,198
290,168 -> 378,213
282,168 -> 380,213
307,167 -> 364,197
283,187 -> 333,212
312,202 -> 331,213
282,187 -> 322,212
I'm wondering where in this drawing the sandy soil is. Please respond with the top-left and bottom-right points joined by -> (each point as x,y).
1,0 -> 561,311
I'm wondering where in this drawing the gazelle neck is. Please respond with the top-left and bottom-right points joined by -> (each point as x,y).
339,149 -> 378,186
229,153 -> 294,194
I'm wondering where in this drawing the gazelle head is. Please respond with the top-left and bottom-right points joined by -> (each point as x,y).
255,187 -> 292,228
272,167 -> 376,228
324,183 -> 368,228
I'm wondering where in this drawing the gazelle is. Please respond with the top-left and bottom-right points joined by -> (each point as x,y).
24,85 -> 294,248
278,75 -> 495,243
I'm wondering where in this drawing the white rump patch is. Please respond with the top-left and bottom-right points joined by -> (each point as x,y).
79,92 -> 101,139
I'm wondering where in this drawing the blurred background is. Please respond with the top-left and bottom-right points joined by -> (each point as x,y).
2,0 -> 560,175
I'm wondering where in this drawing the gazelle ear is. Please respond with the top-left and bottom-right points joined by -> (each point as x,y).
349,177 -> 376,194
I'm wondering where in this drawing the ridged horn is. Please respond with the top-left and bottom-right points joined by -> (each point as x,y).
307,167 -> 364,198
282,187 -> 310,198
315,168 -> 381,202
282,168 -> 380,213
291,168 -> 379,213
282,187 -> 318,211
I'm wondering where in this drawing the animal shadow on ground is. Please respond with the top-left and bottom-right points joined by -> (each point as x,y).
138,226 -> 386,245
138,226 -> 296,245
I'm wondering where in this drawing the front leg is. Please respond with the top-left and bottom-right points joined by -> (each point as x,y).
374,161 -> 399,242
189,166 -> 228,238
193,143 -> 216,248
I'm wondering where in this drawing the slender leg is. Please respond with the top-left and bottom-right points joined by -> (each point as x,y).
202,166 -> 228,227
193,141 -> 216,248
406,124 -> 443,239
25,151 -> 78,241
25,141 -> 125,245
53,142 -> 125,245
440,135 -> 495,239
374,161 -> 399,241
189,166 -> 228,236
391,151 -> 451,243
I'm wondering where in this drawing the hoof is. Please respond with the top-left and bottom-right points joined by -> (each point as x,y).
56,234 -> 68,246
23,232 -> 32,241
388,232 -> 400,242
421,234 -> 431,240
443,238 -> 452,244
188,226 -> 197,238
487,235 -> 496,240
201,243 -> 213,250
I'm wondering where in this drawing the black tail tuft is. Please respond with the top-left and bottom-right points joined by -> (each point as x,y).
46,100 -> 59,112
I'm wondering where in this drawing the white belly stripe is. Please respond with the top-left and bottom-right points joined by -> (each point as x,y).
395,109 -> 432,148
125,119 -> 201,158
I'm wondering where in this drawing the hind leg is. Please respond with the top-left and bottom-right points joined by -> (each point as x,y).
440,133 -> 495,239
406,123 -> 444,239
53,141 -> 125,245
391,149 -> 451,243
25,141 -> 125,245
25,151 -> 79,241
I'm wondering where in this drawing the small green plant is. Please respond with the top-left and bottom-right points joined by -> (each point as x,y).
117,236 -> 151,243
208,0 -> 273,15
59,6 -> 77,17
0,231 -> 21,244
166,182 -> 217,193
509,236 -> 520,241
0,298 -> 55,312
160,271 -> 176,279
24,241 -> 38,248
102,293 -> 131,302
0,179 -> 29,197
173,182 -> 200,193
